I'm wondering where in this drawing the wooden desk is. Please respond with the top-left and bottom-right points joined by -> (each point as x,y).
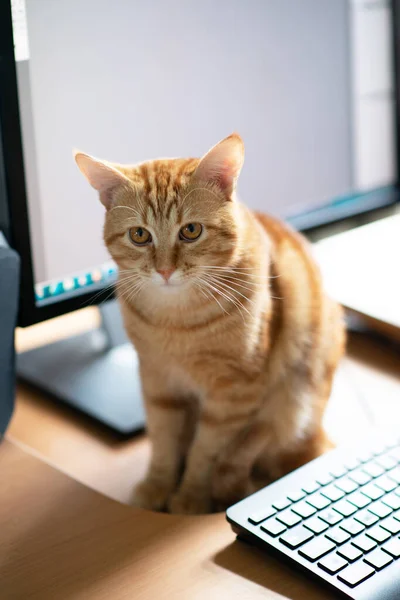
4,308 -> 400,599
1,438 -> 337,600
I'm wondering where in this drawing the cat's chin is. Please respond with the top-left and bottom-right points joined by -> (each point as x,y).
146,281 -> 200,308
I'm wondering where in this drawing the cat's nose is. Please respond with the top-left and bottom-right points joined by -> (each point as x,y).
157,268 -> 175,282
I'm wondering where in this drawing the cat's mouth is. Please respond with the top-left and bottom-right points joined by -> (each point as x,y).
154,278 -> 186,291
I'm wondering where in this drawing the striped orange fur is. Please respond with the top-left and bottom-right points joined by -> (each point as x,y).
75,134 -> 345,514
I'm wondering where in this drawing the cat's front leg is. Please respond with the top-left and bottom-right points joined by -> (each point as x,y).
132,368 -> 194,510
132,397 -> 189,510
168,387 -> 260,515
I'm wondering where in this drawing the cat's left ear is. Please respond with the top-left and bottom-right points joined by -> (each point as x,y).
193,133 -> 244,199
74,150 -> 130,210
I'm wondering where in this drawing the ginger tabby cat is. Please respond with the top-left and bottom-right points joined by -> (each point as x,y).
75,134 -> 345,514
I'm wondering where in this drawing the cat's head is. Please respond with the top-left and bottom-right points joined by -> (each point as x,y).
74,134 -> 245,303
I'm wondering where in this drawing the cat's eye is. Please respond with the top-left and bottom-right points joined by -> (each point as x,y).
129,227 -> 152,246
179,223 -> 203,242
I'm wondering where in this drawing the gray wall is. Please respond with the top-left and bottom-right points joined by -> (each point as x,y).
22,0 -> 352,284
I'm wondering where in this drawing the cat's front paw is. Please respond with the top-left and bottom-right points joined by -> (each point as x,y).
212,462 -> 252,510
132,478 -> 172,511
168,489 -> 212,515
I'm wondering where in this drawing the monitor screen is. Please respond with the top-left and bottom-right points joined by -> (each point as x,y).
10,0 -> 397,310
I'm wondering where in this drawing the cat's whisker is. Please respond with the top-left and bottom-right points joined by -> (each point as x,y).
199,278 -> 238,318
80,278 -> 121,307
202,266 -> 280,279
207,271 -> 261,288
117,274 -> 143,287
214,278 -> 262,294
204,276 -> 253,319
200,277 -> 247,323
212,286 -> 248,323
202,266 -> 261,270
193,280 -> 229,316
117,273 -> 141,281
96,286 -> 119,306
115,276 -> 145,302
203,270 -> 282,300
193,281 -> 209,301
117,280 -> 141,293
110,205 -> 143,219
116,278 -> 143,293
126,285 -> 144,305
122,280 -> 145,305
203,274 -> 255,309
205,272 -> 264,290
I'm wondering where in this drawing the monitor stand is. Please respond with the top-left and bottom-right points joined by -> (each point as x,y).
16,300 -> 146,436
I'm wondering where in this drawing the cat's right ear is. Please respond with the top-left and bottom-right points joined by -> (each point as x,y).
192,133 -> 244,199
74,151 -> 129,210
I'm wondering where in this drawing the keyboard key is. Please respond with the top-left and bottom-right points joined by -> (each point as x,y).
380,516 -> 400,535
358,450 -> 374,463
351,534 -> 377,553
368,501 -> 393,519
319,508 -> 343,526
382,538 -> 400,558
260,518 -> 287,537
272,498 -> 292,511
329,465 -> 348,479
287,490 -> 306,502
320,485 -> 345,502
335,478 -> 359,494
363,548 -> 392,570
306,493 -> 331,510
291,501 -> 316,519
316,473 -> 334,486
393,510 -> 400,522
318,553 -> 348,575
360,483 -> 385,501
303,517 -> 329,534
363,463 -> 385,478
390,447 -> 400,462
280,525 -> 313,549
340,518 -> 365,536
349,470 -> 372,486
354,509 -> 379,528
338,562 -> 375,588
371,442 -> 389,456
365,525 -> 391,544
374,475 -> 398,493
337,543 -> 363,563
382,493 -> 400,511
276,509 -> 302,528
248,506 -> 276,524
347,491 -> 371,509
298,537 -> 336,562
301,481 -> 320,495
376,455 -> 398,471
325,527 -> 351,545
332,500 -> 358,517
388,467 -> 400,484
344,457 -> 361,471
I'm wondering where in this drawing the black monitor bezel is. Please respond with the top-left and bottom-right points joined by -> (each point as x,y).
0,0 -> 113,326
1,0 -> 399,327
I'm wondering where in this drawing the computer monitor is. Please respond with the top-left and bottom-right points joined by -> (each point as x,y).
1,0 -> 399,433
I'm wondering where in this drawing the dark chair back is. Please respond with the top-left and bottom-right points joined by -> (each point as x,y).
0,233 -> 19,435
